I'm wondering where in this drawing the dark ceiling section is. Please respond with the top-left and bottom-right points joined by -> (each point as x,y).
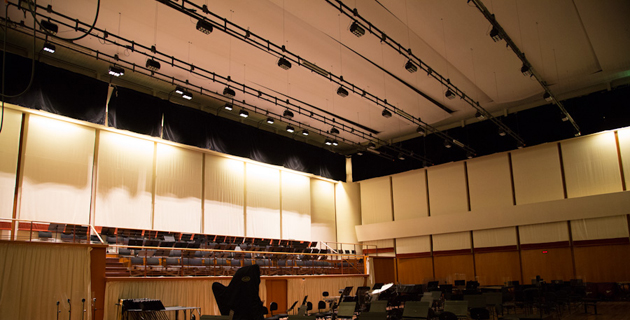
352,84 -> 630,181
1,51 -> 346,181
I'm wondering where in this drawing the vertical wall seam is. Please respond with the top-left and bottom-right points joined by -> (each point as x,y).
614,130 -> 626,191
425,169 -> 431,217
464,162 -> 471,211
150,141 -> 158,230
558,143 -> 568,199
516,226 -> 524,284
567,221 -> 577,279
508,152 -> 517,206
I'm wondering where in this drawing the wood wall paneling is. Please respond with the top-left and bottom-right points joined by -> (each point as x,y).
521,247 -> 574,283
90,247 -> 106,320
265,279 -> 288,316
573,244 -> 630,283
433,254 -> 475,283
372,257 -> 397,284
474,251 -> 521,286
396,257 -> 434,284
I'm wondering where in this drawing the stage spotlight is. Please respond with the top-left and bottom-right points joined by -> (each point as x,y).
286,125 -> 295,133
405,60 -> 417,73
43,42 -> 56,53
196,19 -> 214,34
223,87 -> 236,98
302,129 -> 309,136
445,89 -> 456,100
239,109 -> 249,118
108,66 -> 124,77
325,139 -> 332,146
330,127 -> 339,135
521,63 -> 532,76
337,86 -> 349,97
182,91 -> 193,100
40,20 -> 58,35
444,140 -> 452,148
332,140 -> 339,146
278,57 -> 292,70
350,21 -> 365,37
266,117 -> 275,124
475,111 -> 486,120
490,26 -> 502,42
543,92 -> 553,102
224,103 -> 233,111
283,109 -> 294,119
382,108 -> 392,118
146,59 -> 161,71
416,126 -> 425,136
175,86 -> 186,95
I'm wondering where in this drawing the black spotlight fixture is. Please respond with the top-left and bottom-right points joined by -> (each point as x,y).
397,153 -> 405,160
561,113 -> 569,122
498,128 -> 506,137
43,42 -> 56,53
337,86 -> 349,97
416,126 -> 425,136
40,20 -> 59,35
350,21 -> 365,37
368,142 -> 376,149
196,19 -> 214,34
286,125 -> 295,133
266,117 -> 274,124
224,103 -> 233,111
332,140 -> 339,146
223,87 -> 236,98
325,139 -> 332,146
405,60 -> 417,73
521,63 -> 532,76
181,91 -> 193,100
475,111 -> 486,120
108,66 -> 124,77
146,59 -> 161,71
283,109 -> 294,119
444,140 -> 452,148
301,129 -> 309,136
490,26 -> 502,42
278,57 -> 292,70
175,86 -> 186,95
382,108 -> 392,118
467,152 -> 474,159
445,89 -> 456,100
239,109 -> 249,118
543,92 -> 553,102
330,127 -> 339,135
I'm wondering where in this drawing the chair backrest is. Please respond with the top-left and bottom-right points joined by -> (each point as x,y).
369,300 -> 387,313
317,301 -> 326,311
270,302 -> 278,315
402,301 -> 431,319
470,307 -> 490,320
337,302 -> 356,318
438,311 -> 458,320
444,300 -> 468,317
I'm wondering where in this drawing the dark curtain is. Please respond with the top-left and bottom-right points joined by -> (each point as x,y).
108,86 -> 163,137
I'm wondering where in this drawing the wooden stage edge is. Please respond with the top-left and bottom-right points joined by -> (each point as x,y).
106,273 -> 368,282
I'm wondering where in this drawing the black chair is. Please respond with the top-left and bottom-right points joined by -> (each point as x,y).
470,307 -> 490,320
438,311 -> 458,320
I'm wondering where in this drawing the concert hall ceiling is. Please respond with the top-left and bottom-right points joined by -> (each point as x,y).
2,0 -> 630,171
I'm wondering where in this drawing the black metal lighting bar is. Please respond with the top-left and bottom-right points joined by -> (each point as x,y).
325,0 -> 525,147
4,2 -> 432,163
152,0 -> 475,155
468,0 -> 580,136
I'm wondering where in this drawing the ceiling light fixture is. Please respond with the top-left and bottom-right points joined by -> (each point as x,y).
181,91 -> 193,100
368,142 -> 376,149
108,66 -> 124,77
521,63 -> 532,77
332,140 -> 339,146
543,92 -> 553,102
405,60 -> 417,73
223,87 -> 236,98
489,26 -> 502,42
325,139 -> 332,146
239,109 -> 249,118
444,140 -> 452,149
397,153 -> 405,160
467,152 -> 474,159
196,19 -> 214,34
330,127 -> 339,135
146,59 -> 161,71
286,125 -> 295,133
349,21 -> 365,37
416,126 -> 425,136
40,20 -> 59,35
475,111 -> 486,120
561,113 -> 569,122
175,86 -> 186,95
277,57 -> 292,70
224,103 -> 233,111
302,129 -> 309,136
382,108 -> 392,118
445,89 -> 456,100
266,117 -> 274,124
283,109 -> 294,119
43,42 -> 56,53
498,128 -> 506,137
337,86 -> 349,97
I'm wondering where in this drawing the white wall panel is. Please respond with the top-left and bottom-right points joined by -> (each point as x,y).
571,215 -> 629,241
0,109 -> 21,219
95,131 -> 154,229
562,132 -> 622,198
336,182 -> 361,249
281,171 -> 311,240
204,155 -> 244,236
427,162 -> 468,215
311,179 -> 336,242
467,154 -> 513,211
473,227 -> 517,248
392,169 -> 428,220
245,163 -> 280,238
519,222 -> 569,244
433,232 -> 471,251
154,144 -> 202,234
360,177 -> 392,224
396,236 -> 431,254
21,115 -> 94,224
511,143 -> 564,205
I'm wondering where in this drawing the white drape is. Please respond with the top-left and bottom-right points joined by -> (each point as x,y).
360,177 -> 392,224
20,115 -> 94,224
246,163 -> 280,238
95,131 -> 154,229
472,227 -> 518,248
561,132 -> 623,198
395,236 -> 431,254
519,222 -> 569,244
616,127 -> 630,184
0,242 -> 91,320
335,182 -> 361,248
153,143 -> 203,233
427,162 -> 468,216
467,153 -> 513,211
432,232 -> 471,251
281,171 -> 311,240
571,215 -> 629,241
0,108 -> 21,219
392,169 -> 428,221
311,179 -> 336,242
204,155 -> 245,236
511,143 -> 564,205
